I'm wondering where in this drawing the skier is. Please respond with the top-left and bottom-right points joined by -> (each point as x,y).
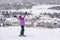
14,12 -> 27,36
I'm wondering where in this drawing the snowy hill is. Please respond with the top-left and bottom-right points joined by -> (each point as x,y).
0,26 -> 60,40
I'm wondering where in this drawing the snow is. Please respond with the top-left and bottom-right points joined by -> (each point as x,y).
32,5 -> 60,9
1,5 -> 60,16
5,17 -> 19,22
0,26 -> 60,40
31,9 -> 60,16
14,5 -> 60,16
30,5 -> 60,16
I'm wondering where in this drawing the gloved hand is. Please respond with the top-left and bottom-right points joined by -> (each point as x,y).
25,12 -> 28,15
14,16 -> 17,18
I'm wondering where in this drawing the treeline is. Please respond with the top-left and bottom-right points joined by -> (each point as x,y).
43,12 -> 60,18
0,3 -> 33,10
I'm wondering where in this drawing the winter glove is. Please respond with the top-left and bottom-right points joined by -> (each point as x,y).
25,12 -> 28,15
14,16 -> 17,18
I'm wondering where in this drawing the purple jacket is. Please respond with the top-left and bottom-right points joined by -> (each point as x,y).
17,15 -> 25,26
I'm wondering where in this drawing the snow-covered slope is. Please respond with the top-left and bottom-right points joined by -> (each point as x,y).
14,5 -> 60,16
0,26 -> 60,40
32,5 -> 60,9
31,5 -> 60,16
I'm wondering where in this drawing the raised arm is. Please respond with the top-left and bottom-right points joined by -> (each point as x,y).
14,16 -> 20,20
23,15 -> 26,18
22,12 -> 27,18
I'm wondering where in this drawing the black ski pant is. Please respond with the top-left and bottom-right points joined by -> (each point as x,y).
20,25 -> 24,35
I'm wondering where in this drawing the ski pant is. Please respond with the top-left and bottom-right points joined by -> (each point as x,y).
20,25 -> 24,35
